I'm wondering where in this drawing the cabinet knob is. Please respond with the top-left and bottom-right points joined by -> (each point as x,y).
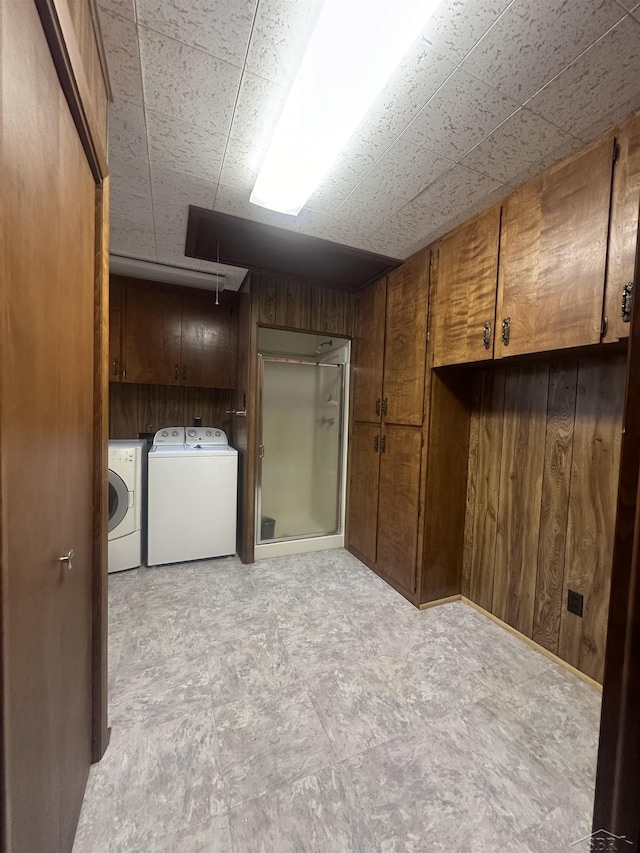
622,282 -> 634,323
382,398 -> 388,416
374,434 -> 379,452
182,365 -> 187,382
174,364 -> 179,380
58,549 -> 74,571
380,435 -> 386,453
375,398 -> 381,416
112,358 -> 119,376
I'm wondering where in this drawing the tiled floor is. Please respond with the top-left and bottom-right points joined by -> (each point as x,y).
73,549 -> 601,853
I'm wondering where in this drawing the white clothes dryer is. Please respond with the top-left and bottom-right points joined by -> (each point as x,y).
108,439 -> 147,573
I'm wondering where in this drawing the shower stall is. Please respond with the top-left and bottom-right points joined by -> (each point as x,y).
255,329 -> 349,556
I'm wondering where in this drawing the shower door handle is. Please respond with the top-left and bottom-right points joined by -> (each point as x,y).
258,444 -> 265,458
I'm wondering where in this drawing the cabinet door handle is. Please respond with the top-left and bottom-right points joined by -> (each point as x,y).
174,364 -> 179,380
112,358 -> 119,376
374,434 -> 379,452
382,398 -> 388,416
375,398 -> 381,416
182,365 -> 187,382
501,317 -> 511,346
58,549 -> 74,571
622,282 -> 634,323
380,435 -> 386,453
482,321 -> 492,350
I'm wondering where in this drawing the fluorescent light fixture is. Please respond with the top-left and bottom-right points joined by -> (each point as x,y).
250,0 -> 442,216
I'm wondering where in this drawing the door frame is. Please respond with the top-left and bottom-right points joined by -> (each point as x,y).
32,0 -> 111,763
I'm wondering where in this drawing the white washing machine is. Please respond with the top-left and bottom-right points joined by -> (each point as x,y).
147,426 -> 238,566
108,440 -> 147,573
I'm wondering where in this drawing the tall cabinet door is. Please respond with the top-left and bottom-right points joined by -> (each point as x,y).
376,426 -> 423,594
432,206 -> 501,367
180,291 -> 238,388
109,280 -> 122,382
1,2 -> 96,850
496,135 -> 615,358
603,112 -> 640,343
123,285 -> 182,384
351,277 -> 386,423
382,253 -> 429,425
347,423 -> 381,563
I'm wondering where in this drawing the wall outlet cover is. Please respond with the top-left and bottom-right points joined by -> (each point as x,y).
567,589 -> 584,618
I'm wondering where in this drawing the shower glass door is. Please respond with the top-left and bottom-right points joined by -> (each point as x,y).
257,357 -> 344,543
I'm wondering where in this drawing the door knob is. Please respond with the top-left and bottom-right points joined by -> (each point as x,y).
58,549 -> 74,571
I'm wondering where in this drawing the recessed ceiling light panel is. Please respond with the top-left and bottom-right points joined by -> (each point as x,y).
250,0 -> 442,216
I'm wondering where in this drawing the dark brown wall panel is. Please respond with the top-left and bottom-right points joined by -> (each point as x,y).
255,270 -> 354,337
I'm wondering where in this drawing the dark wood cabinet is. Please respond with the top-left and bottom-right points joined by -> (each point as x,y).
347,423 -> 381,563
109,279 -> 122,381
383,254 -> 429,425
181,291 -> 238,388
496,135 -> 615,358
376,425 -> 423,594
432,206 -> 501,367
603,112 -> 640,343
123,285 -> 182,385
351,277 -> 386,423
116,277 -> 239,389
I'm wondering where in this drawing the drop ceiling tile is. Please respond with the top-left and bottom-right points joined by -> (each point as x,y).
98,8 -> 144,105
98,0 -> 136,21
109,100 -> 148,162
111,189 -> 155,234
333,138 -> 454,231
527,17 -> 640,143
228,72 -> 288,150
136,0 -> 256,67
306,147 -> 378,215
245,0 -> 323,88
110,227 -> 157,260
461,0 -> 625,103
403,68 -> 520,159
343,40 -> 457,163
460,108 -> 580,185
151,166 -> 217,232
139,27 -> 242,135
218,138 -> 265,194
420,0 -> 514,63
109,153 -> 152,200
146,110 -> 225,183
409,164 -> 505,220
154,230 -> 201,269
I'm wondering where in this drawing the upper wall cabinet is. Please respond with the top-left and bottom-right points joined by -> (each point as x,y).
495,135 -> 615,359
109,279 -> 122,382
123,285 -> 182,385
181,290 -> 238,389
351,276 -> 386,423
383,253 -> 429,425
603,112 -> 640,343
432,206 -> 501,368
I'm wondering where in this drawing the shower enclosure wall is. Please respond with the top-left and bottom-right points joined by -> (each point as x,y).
255,330 -> 349,558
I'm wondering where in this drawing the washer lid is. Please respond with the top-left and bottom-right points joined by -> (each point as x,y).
149,444 -> 237,458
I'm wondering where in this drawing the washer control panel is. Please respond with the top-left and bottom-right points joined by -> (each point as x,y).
185,427 -> 228,445
153,427 -> 186,446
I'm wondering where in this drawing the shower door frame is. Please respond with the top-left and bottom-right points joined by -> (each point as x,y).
255,353 -> 346,545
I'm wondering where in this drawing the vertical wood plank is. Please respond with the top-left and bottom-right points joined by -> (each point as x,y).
493,365 -> 549,635
533,361 -> 578,654
559,356 -> 626,682
257,272 -> 277,325
469,369 -> 506,611
108,382 -> 139,438
462,373 -> 482,597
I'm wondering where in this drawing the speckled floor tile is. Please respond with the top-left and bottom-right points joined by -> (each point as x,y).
215,684 -> 335,806
75,550 -> 599,853
228,765 -> 380,853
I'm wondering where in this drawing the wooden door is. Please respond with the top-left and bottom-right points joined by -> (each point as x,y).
1,2 -> 96,850
496,135 -> 615,358
109,279 -> 122,382
180,291 -> 238,388
123,284 -> 182,384
382,254 -> 429,425
351,277 -> 386,423
347,423 -> 381,564
603,113 -> 640,343
376,425 -> 422,593
432,206 -> 501,367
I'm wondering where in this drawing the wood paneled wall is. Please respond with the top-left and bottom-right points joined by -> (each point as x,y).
109,382 -> 233,439
462,353 -> 626,682
254,269 -> 354,337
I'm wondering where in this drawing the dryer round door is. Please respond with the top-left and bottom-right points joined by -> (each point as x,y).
109,468 -> 130,534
